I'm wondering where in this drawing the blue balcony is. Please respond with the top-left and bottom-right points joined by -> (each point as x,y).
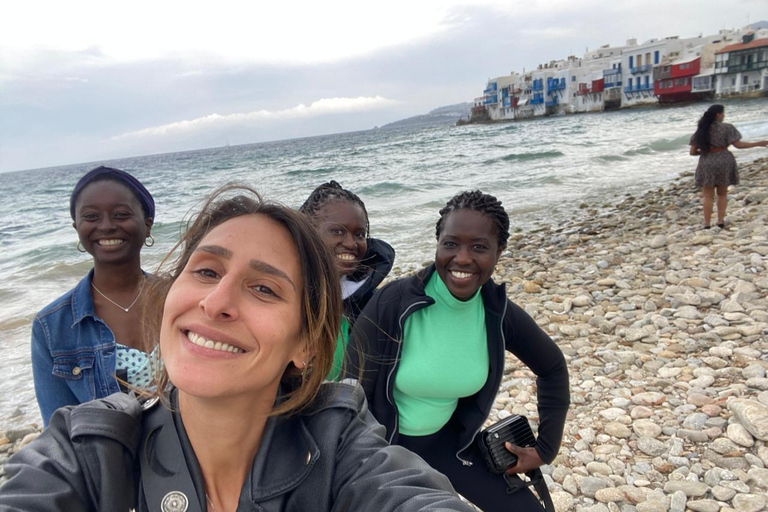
604,80 -> 623,88
483,82 -> 498,94
483,94 -> 498,105
530,94 -> 544,105
532,79 -> 544,91
545,98 -> 558,107
547,77 -> 566,91
629,64 -> 653,74
624,83 -> 653,93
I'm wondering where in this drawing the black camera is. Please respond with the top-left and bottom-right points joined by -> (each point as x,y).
476,414 -> 536,473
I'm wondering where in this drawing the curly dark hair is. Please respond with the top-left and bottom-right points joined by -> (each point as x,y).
693,104 -> 725,154
435,190 -> 510,248
299,180 -> 369,236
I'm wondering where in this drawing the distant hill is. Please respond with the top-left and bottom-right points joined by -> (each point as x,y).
750,20 -> 768,30
380,102 -> 472,130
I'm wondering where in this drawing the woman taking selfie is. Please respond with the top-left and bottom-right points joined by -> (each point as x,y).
2,185 -> 473,512
347,191 -> 570,512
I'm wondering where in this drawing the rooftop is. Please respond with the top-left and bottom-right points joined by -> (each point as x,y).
716,38 -> 768,54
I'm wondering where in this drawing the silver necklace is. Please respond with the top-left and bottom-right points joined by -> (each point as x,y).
206,494 -> 218,511
91,277 -> 145,313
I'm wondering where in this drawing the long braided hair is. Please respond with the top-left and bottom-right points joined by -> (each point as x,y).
299,180 -> 370,236
436,190 -> 510,249
693,104 -> 724,154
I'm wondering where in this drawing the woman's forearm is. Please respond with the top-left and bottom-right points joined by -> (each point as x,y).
732,140 -> 768,150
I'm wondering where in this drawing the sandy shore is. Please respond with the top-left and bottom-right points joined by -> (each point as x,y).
2,159 -> 768,509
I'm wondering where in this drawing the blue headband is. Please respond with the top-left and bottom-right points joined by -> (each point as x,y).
70,166 -> 155,221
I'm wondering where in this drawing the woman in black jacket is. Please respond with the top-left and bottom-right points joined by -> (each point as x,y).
0,185 -> 473,512
300,181 -> 395,380
347,191 -> 570,512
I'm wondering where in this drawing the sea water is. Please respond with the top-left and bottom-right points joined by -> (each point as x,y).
1,98 -> 767,428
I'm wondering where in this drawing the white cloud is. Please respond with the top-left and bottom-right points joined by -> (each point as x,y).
111,96 -> 400,141
0,1 -> 457,67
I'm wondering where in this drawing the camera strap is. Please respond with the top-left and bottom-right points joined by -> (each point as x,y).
503,469 -> 555,512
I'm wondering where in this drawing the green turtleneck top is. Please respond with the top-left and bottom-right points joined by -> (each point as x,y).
393,272 -> 489,436
326,315 -> 350,381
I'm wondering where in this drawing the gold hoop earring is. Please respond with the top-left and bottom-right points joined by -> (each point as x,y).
76,241 -> 86,253
145,234 -> 155,247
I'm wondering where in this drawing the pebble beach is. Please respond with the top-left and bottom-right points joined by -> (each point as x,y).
489,157 -> 768,512
2,158 -> 768,511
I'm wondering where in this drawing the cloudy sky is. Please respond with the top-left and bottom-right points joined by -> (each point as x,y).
1,0 -> 764,172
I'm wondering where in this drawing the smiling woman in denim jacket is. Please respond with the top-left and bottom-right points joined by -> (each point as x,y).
31,166 -> 155,426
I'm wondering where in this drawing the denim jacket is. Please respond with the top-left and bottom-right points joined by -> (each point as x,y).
31,269 -> 121,427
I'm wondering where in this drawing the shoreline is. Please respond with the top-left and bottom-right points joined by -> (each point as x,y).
2,159 -> 768,506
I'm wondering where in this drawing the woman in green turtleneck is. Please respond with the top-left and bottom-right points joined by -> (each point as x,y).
348,190 -> 570,512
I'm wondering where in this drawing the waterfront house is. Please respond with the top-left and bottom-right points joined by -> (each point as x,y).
714,34 -> 768,96
623,39 -> 666,107
653,55 -> 703,103
470,24 -> 767,124
584,41 -> 637,111
575,70 -> 606,112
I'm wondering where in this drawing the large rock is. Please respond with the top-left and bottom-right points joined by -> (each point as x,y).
637,437 -> 667,456
572,295 -> 592,307
632,392 -> 666,406
579,476 -> 609,498
594,487 -> 624,503
728,399 -> 768,441
746,467 -> 768,490
604,422 -> 632,438
649,235 -> 668,249
686,500 -> 720,512
586,461 -> 613,476
551,491 -> 574,512
727,423 -> 755,447
744,191 -> 768,204
4,427 -> 37,444
669,490 -> 687,512
636,501 -> 670,512
662,481 -> 708,497
731,494 -> 766,512
633,420 -> 662,438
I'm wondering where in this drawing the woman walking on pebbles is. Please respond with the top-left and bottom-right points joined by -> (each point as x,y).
689,104 -> 768,229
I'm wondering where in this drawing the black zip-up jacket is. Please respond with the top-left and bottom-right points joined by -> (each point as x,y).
346,265 -> 569,465
343,238 -> 395,323
0,383 -> 475,512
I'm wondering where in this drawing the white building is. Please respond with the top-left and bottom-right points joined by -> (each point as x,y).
622,32 -> 760,107
715,33 -> 768,96
622,38 -> 671,107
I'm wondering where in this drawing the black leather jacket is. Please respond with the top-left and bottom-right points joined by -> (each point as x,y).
0,383 -> 475,512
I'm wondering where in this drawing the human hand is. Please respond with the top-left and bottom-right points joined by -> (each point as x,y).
504,443 -> 544,474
